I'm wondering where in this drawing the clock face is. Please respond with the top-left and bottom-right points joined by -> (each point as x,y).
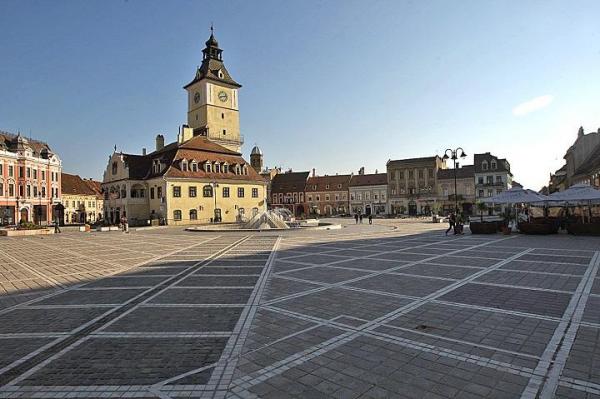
218,91 -> 228,102
193,92 -> 200,104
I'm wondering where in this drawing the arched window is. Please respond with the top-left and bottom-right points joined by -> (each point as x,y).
189,209 -> 197,220
203,185 -> 213,197
173,210 -> 182,221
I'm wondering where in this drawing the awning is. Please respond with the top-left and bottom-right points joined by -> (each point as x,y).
548,184 -> 600,204
481,187 -> 550,204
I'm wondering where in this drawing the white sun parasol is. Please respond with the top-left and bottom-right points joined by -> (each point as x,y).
481,187 -> 550,204
548,184 -> 600,204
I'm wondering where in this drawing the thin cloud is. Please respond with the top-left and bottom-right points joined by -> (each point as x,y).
512,95 -> 554,116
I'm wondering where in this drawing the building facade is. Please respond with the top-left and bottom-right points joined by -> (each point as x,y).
474,153 -> 513,201
269,171 -> 309,217
102,32 -> 266,226
387,156 -> 446,216
305,173 -> 351,216
564,127 -> 600,187
61,173 -> 102,224
349,172 -> 387,215
436,165 -> 475,215
0,131 -> 61,225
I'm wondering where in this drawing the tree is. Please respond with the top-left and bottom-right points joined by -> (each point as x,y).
476,202 -> 487,222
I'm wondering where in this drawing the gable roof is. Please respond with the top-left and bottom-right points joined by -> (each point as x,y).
271,172 -> 310,193
306,175 -> 352,192
116,135 -> 263,183
62,173 -> 96,196
437,165 -> 475,180
349,173 -> 387,187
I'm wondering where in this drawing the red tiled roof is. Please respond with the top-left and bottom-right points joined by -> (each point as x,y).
271,172 -> 310,193
306,175 -> 352,192
349,173 -> 387,187
61,173 -> 96,196
437,165 -> 475,180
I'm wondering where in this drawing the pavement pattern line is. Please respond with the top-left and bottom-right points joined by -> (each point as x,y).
229,237 -> 526,392
523,251 -> 600,399
0,235 -> 242,388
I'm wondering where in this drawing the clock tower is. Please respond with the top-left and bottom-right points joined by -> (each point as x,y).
184,29 -> 243,153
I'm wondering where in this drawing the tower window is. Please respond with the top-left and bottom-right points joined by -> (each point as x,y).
221,113 -> 224,119
223,129 -> 226,135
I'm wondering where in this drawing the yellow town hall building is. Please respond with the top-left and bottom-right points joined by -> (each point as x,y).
101,31 -> 267,226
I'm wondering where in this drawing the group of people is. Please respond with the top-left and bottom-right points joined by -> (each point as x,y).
354,212 -> 373,225
445,212 -> 465,235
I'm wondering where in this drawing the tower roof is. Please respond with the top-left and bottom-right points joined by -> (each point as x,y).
251,145 -> 262,156
184,29 -> 241,89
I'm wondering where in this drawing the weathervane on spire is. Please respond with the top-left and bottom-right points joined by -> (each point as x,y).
210,22 -> 214,34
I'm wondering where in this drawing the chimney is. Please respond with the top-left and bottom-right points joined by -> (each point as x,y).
155,134 -> 164,151
312,168 -> 316,177
375,169 -> 378,174
358,167 -> 365,175
142,148 -> 147,156
578,126 -> 584,138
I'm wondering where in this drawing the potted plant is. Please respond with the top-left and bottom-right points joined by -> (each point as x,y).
469,202 -> 497,234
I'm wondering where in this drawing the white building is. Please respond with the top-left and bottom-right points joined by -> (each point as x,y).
349,172 -> 388,215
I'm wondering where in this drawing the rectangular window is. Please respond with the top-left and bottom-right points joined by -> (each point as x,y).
237,187 -> 244,198
150,187 -> 155,199
189,186 -> 197,197
173,210 -> 182,221
409,170 -> 414,179
26,168 -> 31,178
223,187 -> 230,198
157,187 -> 163,198
496,175 -> 502,183
478,177 -> 484,184
0,164 -> 2,175
33,169 -> 37,179
9,184 -> 14,197
418,170 -> 424,179
19,167 -> 24,178
42,170 -> 45,180
42,187 -> 45,197
173,186 -> 181,197
8,166 -> 13,177
252,188 -> 258,198
27,185 -> 31,197
33,186 -> 38,197
428,169 -> 434,178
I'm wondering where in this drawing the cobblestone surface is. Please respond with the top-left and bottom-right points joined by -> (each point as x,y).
0,220 -> 599,398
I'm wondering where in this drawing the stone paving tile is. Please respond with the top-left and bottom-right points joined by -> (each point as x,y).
555,386 -> 600,399
21,337 -> 228,386
0,338 -> 53,369
374,325 -> 539,370
34,288 -> 147,305
386,302 -> 558,357
432,255 -> 501,267
176,275 -> 259,287
349,273 -> 453,297
247,335 -> 530,399
282,266 -> 371,284
81,276 -> 170,288
149,288 -> 254,304
104,306 -> 243,332
401,263 -> 481,279
0,308 -> 108,333
563,326 -> 600,383
242,308 -> 317,354
327,258 -> 408,272
194,266 -> 264,275
518,253 -> 592,265
500,259 -> 588,275
262,277 -> 321,302
280,254 -> 351,265
273,287 -> 413,321
368,252 -> 432,262
438,282 -> 572,317
235,326 -> 344,377
582,296 -> 600,324
474,270 -> 582,292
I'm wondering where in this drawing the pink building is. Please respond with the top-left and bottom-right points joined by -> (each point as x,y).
0,131 -> 62,225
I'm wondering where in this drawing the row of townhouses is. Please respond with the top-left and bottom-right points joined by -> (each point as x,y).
267,151 -> 515,218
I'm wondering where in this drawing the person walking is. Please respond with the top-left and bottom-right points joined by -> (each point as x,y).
54,215 -> 61,234
121,213 -> 129,233
445,212 -> 456,236
368,214 -> 373,225
359,213 -> 363,224
354,213 -> 359,224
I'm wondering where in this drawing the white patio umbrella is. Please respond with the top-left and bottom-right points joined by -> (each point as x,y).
481,187 -> 550,204
548,184 -> 600,203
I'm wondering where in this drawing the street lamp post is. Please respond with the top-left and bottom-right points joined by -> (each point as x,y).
443,148 -> 467,214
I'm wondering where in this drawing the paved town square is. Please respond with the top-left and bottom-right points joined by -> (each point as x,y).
0,221 -> 598,398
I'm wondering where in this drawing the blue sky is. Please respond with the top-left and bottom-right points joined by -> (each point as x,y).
1,0 -> 599,189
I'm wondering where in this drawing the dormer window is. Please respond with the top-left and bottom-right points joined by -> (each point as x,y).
153,160 -> 161,174
205,162 -> 212,173
181,160 -> 188,171
491,161 -> 497,170
215,163 -> 221,173
235,165 -> 241,175
218,69 -> 224,79
191,162 -> 198,172
482,161 -> 489,171
223,163 -> 229,173
326,184 -> 330,189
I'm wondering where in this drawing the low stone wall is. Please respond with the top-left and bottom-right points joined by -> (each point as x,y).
0,228 -> 55,237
